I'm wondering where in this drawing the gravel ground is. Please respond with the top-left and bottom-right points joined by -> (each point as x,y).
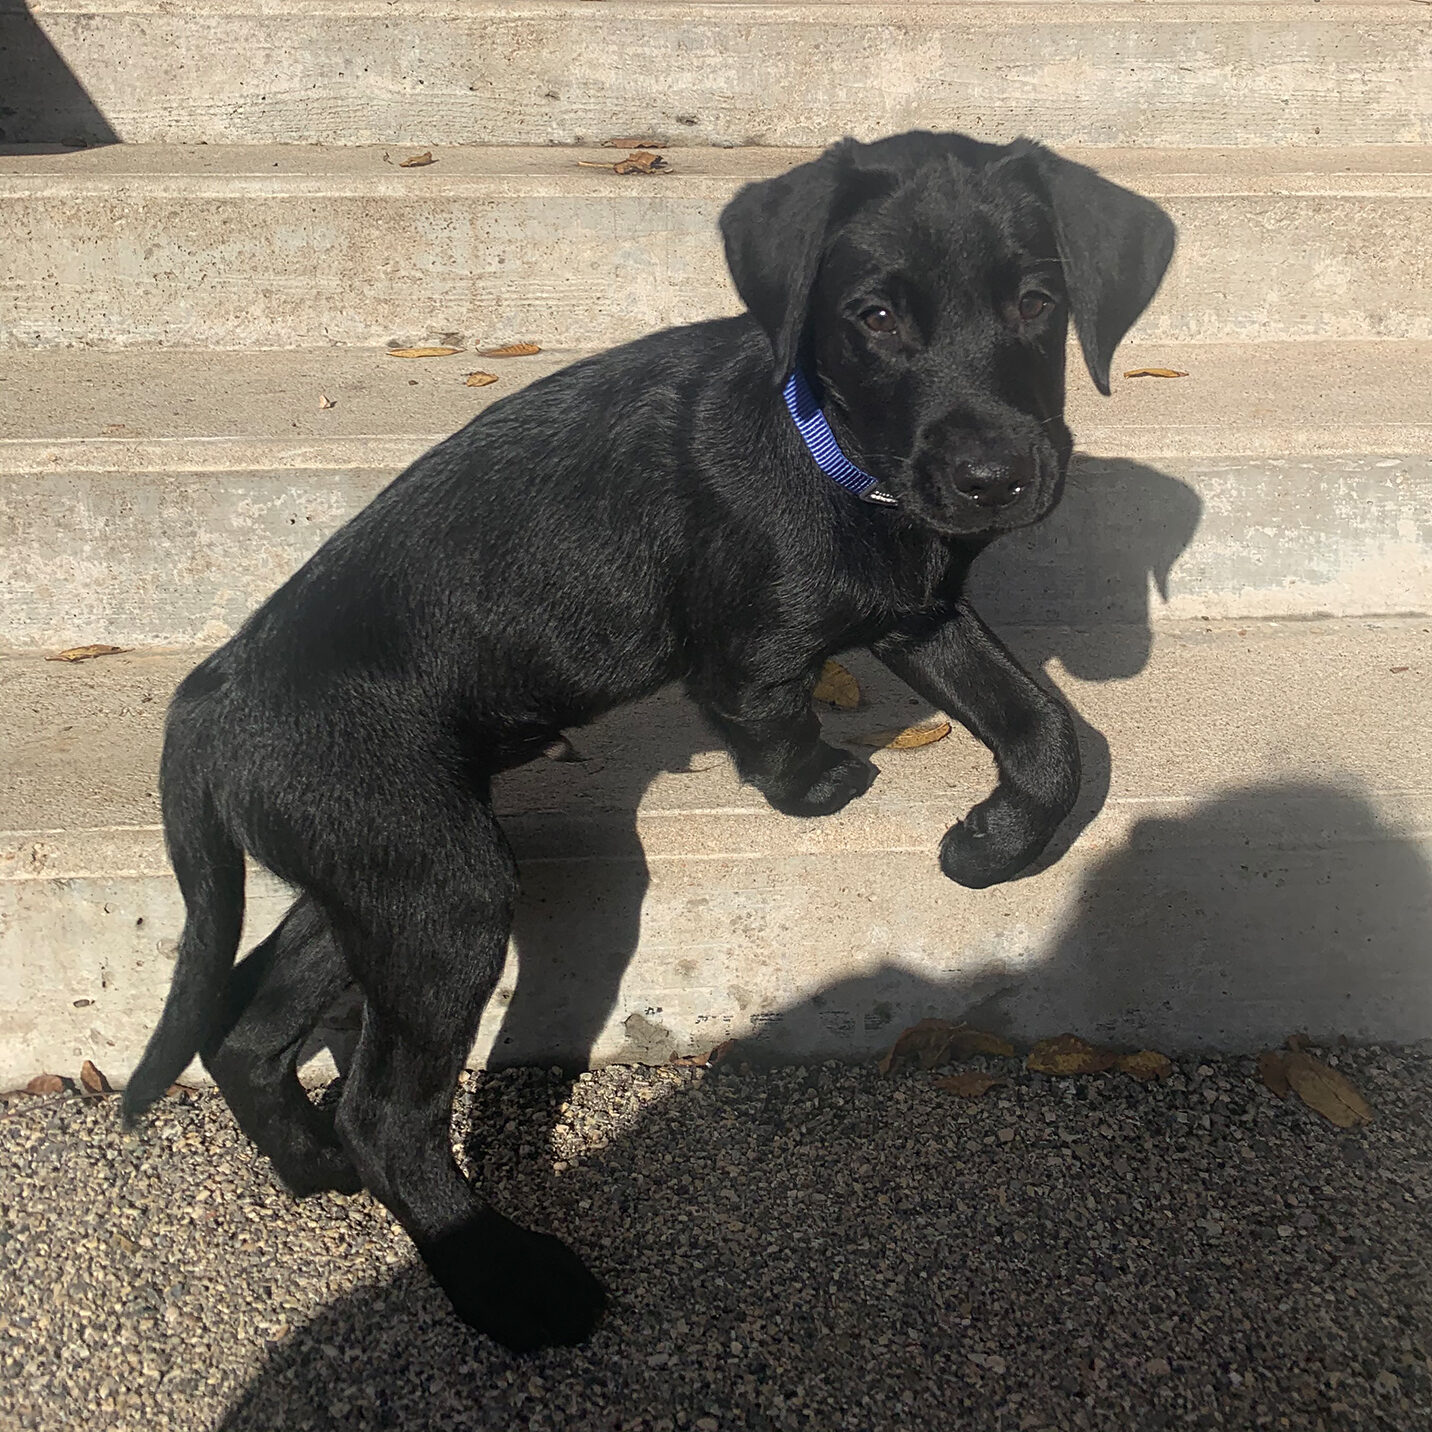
3,1048 -> 1432,1432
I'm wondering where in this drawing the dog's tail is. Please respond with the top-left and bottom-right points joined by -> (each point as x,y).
121,709 -> 246,1125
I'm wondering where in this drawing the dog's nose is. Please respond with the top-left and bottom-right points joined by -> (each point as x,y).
951,461 -> 1026,509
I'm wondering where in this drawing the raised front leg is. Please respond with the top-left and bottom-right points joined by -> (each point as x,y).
873,605 -> 1080,888
690,667 -> 875,818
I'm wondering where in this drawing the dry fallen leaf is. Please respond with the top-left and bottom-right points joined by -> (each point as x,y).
1258,1050 -> 1291,1098
387,346 -> 462,359
854,719 -> 952,751
399,151 -> 435,167
602,136 -> 668,149
1123,368 -> 1189,379
934,1072 -> 1006,1099
1390,665 -> 1410,674
24,1074 -> 66,1095
80,1060 -> 112,1095
318,393 -> 336,409
879,1018 -> 963,1075
615,151 -> 670,175
813,659 -> 861,710
1284,1051 -> 1374,1129
476,342 -> 542,358
1286,1032 -> 1311,1052
464,371 -> 499,387
45,644 -> 131,663
578,151 -> 671,175
165,1083 -> 192,1099
1116,1050 -> 1173,1082
947,1028 -> 1016,1059
669,1039 -> 735,1068
1026,1034 -> 1116,1076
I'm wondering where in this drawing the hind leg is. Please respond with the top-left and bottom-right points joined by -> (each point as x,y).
330,799 -> 607,1350
203,896 -> 361,1197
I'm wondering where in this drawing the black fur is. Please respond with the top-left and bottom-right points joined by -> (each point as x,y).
122,131 -> 1174,1350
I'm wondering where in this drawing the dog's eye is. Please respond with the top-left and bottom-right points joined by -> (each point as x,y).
861,307 -> 899,334
1017,291 -> 1054,321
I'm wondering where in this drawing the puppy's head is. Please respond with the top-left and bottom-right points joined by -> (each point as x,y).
720,132 -> 1176,536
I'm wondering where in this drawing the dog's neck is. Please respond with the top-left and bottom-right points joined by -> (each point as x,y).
782,369 -> 899,508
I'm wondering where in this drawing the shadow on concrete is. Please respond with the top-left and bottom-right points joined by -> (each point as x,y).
217,778 -> 1432,1432
0,1 -> 118,149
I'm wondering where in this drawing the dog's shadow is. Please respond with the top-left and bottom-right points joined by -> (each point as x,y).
221,775 -> 1432,1432
479,457 -> 1203,1069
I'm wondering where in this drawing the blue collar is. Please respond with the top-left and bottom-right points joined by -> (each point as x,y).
782,369 -> 899,507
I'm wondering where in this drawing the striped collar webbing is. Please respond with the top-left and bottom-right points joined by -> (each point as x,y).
782,369 -> 898,507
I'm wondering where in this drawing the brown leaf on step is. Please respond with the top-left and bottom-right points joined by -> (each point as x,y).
165,1083 -> 192,1099
813,659 -> 861,710
542,736 -> 584,762
580,151 -> 671,175
80,1060 -> 112,1095
602,137 -> 668,149
669,1039 -> 735,1068
615,151 -> 670,175
1284,1051 -> 1374,1129
1390,666 -> 1410,673
387,346 -> 462,359
1123,368 -> 1188,379
464,371 -> 499,387
1115,1050 -> 1173,1082
934,1072 -> 1006,1099
317,393 -> 336,409
45,644 -> 131,663
854,719 -> 952,751
476,342 -> 542,358
399,151 -> 435,167
879,1018 -> 963,1075
101,422 -> 138,437
947,1028 -> 1016,1059
1286,1032 -> 1311,1052
1258,1051 -> 1291,1098
1026,1034 -> 1116,1076
24,1074 -> 66,1095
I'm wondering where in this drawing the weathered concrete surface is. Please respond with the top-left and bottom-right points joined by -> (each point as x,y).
2,620 -> 1429,1088
4,0 -> 1429,149
3,145 -> 1432,349
1,341 -> 1428,647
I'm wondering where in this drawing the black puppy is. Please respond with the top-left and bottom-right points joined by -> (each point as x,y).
123,131 -> 1174,1350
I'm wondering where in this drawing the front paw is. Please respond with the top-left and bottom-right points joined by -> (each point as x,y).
939,797 -> 1062,889
766,745 -> 875,817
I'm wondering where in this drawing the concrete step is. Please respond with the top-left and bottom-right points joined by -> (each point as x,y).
5,0 -> 1430,150
2,618 -> 1428,1088
1,340 -> 1428,648
3,144 -> 1432,349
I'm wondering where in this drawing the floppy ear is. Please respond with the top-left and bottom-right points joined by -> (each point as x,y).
1023,145 -> 1177,396
719,140 -> 860,385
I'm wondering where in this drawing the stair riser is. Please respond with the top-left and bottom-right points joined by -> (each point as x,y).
7,6 -> 1431,149
3,188 -> 1431,349
2,454 -> 1427,648
3,792 -> 1429,1090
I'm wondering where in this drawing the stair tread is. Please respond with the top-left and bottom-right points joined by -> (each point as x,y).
2,340 -> 1430,461
3,620 -> 1427,857
5,142 -> 1432,192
